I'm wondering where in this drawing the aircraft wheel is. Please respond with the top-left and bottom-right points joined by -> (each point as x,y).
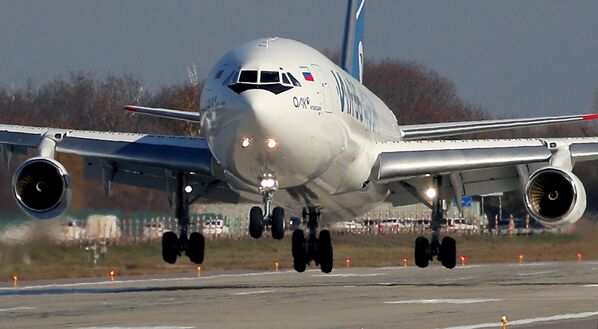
440,236 -> 457,269
162,231 -> 178,264
271,207 -> 285,240
187,232 -> 205,264
317,230 -> 333,274
249,206 -> 264,239
292,229 -> 307,273
415,236 -> 430,268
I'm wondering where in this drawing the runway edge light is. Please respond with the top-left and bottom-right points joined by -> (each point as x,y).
500,315 -> 508,329
518,253 -> 524,264
402,257 -> 408,267
577,252 -> 582,262
12,274 -> 18,288
109,270 -> 116,281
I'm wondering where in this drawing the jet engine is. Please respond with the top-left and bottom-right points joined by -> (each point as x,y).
12,157 -> 71,220
524,167 -> 586,227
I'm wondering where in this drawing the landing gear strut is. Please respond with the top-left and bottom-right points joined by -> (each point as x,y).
415,176 -> 457,269
292,207 -> 333,273
162,173 -> 205,265
249,192 -> 285,240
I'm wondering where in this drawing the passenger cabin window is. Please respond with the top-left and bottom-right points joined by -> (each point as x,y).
260,71 -> 280,83
239,70 -> 258,83
287,73 -> 301,87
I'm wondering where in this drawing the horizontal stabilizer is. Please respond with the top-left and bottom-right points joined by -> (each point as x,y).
400,113 -> 598,140
124,105 -> 200,123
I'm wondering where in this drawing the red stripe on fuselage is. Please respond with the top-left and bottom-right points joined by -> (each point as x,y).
582,114 -> 598,120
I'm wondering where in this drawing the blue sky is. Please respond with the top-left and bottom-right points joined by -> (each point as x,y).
1,0 -> 597,117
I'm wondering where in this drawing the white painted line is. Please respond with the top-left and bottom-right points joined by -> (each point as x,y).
441,311 -> 598,329
440,277 -> 473,282
385,298 -> 500,305
517,271 -> 554,276
0,306 -> 35,312
0,270 -> 295,291
80,327 -> 195,329
453,265 -> 484,269
510,262 -> 557,267
313,273 -> 384,278
584,284 -> 598,287
232,290 -> 273,296
342,285 -> 356,288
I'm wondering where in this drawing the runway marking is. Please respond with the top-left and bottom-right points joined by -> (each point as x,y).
510,261 -> 557,267
80,327 -> 195,329
232,290 -> 273,296
319,273 -> 385,277
385,298 -> 500,305
0,270 -> 295,291
0,306 -> 35,312
441,311 -> 598,329
584,284 -> 598,287
517,270 -> 555,276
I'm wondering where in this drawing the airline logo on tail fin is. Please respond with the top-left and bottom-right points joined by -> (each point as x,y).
341,0 -> 366,83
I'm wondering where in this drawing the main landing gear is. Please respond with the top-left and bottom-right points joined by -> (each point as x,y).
292,207 -> 333,273
162,173 -> 205,265
415,176 -> 457,269
249,196 -> 333,274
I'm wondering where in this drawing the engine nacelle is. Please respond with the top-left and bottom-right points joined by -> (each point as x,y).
524,167 -> 586,227
12,157 -> 71,220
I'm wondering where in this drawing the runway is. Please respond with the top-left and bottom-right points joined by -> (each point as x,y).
1,261 -> 598,329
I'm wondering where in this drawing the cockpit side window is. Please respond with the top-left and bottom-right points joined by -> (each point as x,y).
287,73 -> 301,87
281,73 -> 291,85
239,70 -> 258,83
260,71 -> 280,83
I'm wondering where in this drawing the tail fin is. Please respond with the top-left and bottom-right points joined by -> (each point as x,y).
341,0 -> 366,83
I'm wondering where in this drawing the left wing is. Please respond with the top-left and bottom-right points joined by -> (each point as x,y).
400,113 -> 598,140
124,105 -> 201,123
0,124 -> 238,202
373,138 -> 598,209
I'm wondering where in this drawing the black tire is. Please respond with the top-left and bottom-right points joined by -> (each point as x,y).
440,236 -> 457,269
162,231 -> 178,264
249,206 -> 264,239
271,207 -> 285,240
187,232 -> 205,264
292,229 -> 307,273
415,236 -> 430,268
317,230 -> 333,274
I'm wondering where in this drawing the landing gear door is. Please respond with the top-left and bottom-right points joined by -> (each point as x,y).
310,64 -> 331,113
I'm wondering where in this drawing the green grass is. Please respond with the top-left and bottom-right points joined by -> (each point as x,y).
1,223 -> 597,282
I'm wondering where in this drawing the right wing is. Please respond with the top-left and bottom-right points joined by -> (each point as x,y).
400,113 -> 598,140
0,124 -> 239,203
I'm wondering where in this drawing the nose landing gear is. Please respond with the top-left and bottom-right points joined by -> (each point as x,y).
414,175 -> 457,269
249,192 -> 285,240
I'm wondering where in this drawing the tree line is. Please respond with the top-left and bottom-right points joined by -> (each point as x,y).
0,60 -> 596,217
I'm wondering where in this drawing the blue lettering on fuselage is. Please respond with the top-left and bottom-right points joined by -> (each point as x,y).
331,70 -> 376,131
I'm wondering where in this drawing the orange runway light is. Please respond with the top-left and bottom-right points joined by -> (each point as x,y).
518,254 -> 524,264
501,315 -> 508,329
402,257 -> 408,267
12,275 -> 18,288
345,257 -> 351,268
576,252 -> 583,262
109,270 -> 116,281
460,255 -> 467,266
275,261 -> 280,272
197,266 -> 202,278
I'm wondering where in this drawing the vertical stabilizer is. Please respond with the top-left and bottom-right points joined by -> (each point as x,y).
341,0 -> 366,83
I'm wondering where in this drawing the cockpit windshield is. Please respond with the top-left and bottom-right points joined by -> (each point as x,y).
260,71 -> 280,83
239,70 -> 258,83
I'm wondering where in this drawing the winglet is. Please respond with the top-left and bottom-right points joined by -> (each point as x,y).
124,105 -> 201,123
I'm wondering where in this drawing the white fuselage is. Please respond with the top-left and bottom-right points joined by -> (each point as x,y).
200,38 -> 401,222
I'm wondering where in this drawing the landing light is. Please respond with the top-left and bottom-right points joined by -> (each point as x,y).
425,187 -> 437,199
266,138 -> 277,149
184,185 -> 193,193
260,178 -> 277,189
241,137 -> 251,148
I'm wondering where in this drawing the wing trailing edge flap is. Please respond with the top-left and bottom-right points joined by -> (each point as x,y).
400,113 -> 598,140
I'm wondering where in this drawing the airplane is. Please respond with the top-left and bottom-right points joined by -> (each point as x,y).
2,0 -> 598,273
